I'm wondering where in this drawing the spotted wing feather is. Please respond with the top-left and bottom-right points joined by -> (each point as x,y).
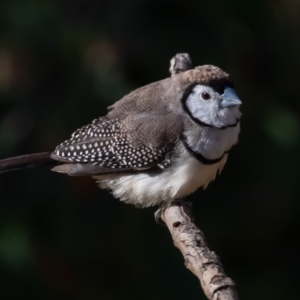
50,117 -> 175,174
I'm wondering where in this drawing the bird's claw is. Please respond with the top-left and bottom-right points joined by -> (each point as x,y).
154,207 -> 166,226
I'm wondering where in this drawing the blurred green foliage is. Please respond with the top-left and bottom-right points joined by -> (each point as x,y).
0,0 -> 300,299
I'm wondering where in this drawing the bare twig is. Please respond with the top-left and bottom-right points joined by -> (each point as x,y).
169,53 -> 193,76
160,202 -> 239,300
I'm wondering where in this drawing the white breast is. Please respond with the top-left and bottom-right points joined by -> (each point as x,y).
94,144 -> 227,207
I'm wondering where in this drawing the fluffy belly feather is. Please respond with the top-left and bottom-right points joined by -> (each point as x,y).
94,148 -> 227,207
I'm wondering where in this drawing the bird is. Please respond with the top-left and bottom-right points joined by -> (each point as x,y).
0,53 -> 242,208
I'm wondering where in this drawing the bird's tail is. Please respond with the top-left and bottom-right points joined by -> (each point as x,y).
0,152 -> 59,174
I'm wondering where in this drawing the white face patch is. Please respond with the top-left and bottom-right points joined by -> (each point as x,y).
184,84 -> 241,128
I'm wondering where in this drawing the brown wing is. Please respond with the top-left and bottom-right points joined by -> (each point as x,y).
50,116 -> 178,176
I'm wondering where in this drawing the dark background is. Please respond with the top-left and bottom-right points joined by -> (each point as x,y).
0,0 -> 300,299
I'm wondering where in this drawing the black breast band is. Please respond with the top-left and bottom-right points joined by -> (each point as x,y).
181,135 -> 230,165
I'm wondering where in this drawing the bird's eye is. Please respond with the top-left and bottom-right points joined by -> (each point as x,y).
201,92 -> 211,100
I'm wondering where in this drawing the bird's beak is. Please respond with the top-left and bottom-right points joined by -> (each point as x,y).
220,87 -> 242,108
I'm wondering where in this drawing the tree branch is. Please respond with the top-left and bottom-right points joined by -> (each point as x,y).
159,202 -> 239,300
169,53 -> 193,76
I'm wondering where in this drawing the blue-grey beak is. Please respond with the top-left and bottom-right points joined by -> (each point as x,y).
220,86 -> 242,108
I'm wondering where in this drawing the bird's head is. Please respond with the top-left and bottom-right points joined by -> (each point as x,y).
180,65 -> 242,129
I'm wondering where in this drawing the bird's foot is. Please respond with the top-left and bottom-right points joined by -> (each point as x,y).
154,199 -> 192,226
154,207 -> 167,226
171,199 -> 193,209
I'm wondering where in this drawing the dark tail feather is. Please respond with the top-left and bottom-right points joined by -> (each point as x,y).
0,152 -> 59,174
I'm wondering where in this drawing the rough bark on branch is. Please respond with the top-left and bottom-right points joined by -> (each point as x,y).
160,203 -> 239,300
